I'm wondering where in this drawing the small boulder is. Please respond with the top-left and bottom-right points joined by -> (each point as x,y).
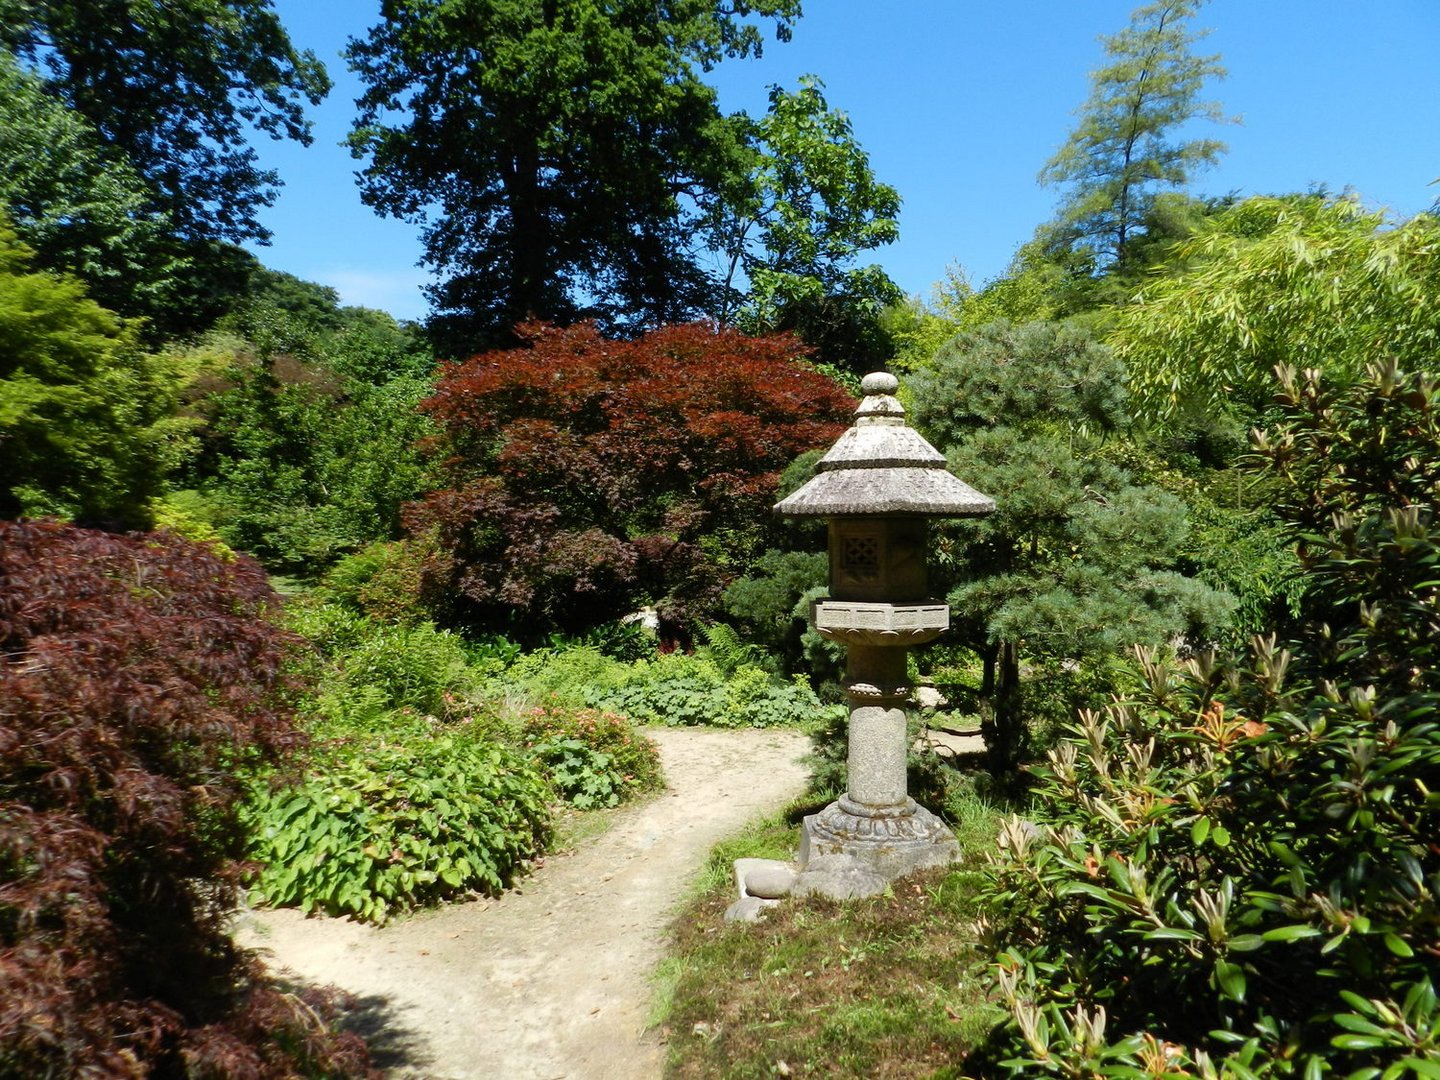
724,895 -> 781,923
792,856 -> 889,900
743,865 -> 797,899
915,685 -> 948,709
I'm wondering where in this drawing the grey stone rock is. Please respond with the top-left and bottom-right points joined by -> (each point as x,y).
791,856 -> 890,901
914,685 -> 948,709
733,857 -> 797,901
724,895 -> 781,923
797,798 -> 961,883
743,865 -> 797,899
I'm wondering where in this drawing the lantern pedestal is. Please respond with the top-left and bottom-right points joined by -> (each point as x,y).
773,370 -> 995,903
793,607 -> 960,900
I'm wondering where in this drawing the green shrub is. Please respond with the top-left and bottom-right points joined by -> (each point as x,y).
244,729 -> 552,924
318,536 -> 436,624
499,643 -> 632,705
520,706 -> 664,805
333,620 -> 476,715
548,619 -> 658,662
283,599 -> 373,660
460,633 -> 525,669
286,599 -> 490,725
489,639 -> 840,728
527,738 -> 626,810
721,548 -> 827,675
149,491 -> 238,558
588,655 -> 840,728
970,362 -> 1440,1077
976,643 -> 1440,1077
698,619 -> 779,676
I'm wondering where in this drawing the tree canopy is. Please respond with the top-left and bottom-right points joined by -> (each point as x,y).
348,0 -> 801,350
0,52 -> 180,322
0,0 -> 330,246
1113,194 -> 1440,423
0,219 -> 183,529
909,319 -> 1234,769
406,320 -> 853,639
710,75 -> 902,370
1040,0 -> 1228,266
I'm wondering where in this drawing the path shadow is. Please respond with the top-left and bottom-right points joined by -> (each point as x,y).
270,975 -> 433,1076
332,991 -> 433,1075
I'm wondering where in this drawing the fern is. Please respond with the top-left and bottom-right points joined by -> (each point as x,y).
700,620 -> 777,676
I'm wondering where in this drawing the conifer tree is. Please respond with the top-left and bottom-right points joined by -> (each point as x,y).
909,319 -> 1234,773
1040,0 -> 1229,265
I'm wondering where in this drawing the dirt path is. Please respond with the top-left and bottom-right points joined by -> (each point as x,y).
233,726 -> 812,1080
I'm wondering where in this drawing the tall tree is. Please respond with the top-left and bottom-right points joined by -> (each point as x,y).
709,75 -> 901,371
0,52 -> 180,322
0,0 -> 330,247
1039,0 -> 1229,266
345,0 -> 800,352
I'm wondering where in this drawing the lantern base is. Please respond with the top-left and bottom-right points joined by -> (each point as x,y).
793,795 -> 960,900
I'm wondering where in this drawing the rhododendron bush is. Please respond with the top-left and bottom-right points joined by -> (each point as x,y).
0,520 -> 372,1077
971,363 -> 1440,1076
407,320 -> 853,638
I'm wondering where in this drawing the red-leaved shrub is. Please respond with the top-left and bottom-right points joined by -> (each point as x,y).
408,320 -> 853,638
0,520 -> 374,1078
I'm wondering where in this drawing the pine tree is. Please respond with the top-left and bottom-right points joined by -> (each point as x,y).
909,319 -> 1234,773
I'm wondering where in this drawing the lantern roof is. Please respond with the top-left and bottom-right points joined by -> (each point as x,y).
774,372 -> 996,518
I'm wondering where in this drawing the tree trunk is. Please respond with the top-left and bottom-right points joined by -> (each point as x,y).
504,139 -> 547,326
980,642 -> 997,698
983,639 -> 1024,778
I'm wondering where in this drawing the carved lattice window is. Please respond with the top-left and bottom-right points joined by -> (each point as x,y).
842,535 -> 880,583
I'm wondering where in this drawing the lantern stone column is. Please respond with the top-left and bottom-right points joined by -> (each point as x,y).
774,372 -> 995,899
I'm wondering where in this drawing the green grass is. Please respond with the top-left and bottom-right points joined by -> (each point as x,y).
655,791 -> 1004,1079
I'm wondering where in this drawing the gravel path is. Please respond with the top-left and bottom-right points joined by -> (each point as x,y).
233,726 -> 812,1079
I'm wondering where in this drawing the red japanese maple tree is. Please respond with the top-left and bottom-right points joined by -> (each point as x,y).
407,321 -> 853,638
0,520 -> 373,1077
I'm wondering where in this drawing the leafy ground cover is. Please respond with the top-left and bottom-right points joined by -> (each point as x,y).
490,636 -> 844,730
241,600 -> 666,924
242,589 -> 835,930
656,795 -> 1002,1079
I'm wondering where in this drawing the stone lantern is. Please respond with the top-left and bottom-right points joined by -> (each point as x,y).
775,371 -> 994,898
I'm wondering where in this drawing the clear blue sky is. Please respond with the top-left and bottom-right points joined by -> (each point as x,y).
247,0 -> 1440,323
